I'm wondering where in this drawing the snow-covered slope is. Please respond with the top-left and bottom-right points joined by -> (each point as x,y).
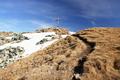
0,32 -> 58,58
69,31 -> 75,34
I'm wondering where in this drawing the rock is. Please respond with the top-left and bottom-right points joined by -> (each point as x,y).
0,36 -> 11,45
36,38 -> 49,45
45,35 -> 55,37
36,34 -> 58,45
11,33 -> 29,42
0,59 -> 3,63
0,46 -> 25,68
0,28 -> 120,80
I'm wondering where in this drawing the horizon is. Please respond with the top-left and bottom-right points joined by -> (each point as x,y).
0,0 -> 120,32
0,26 -> 120,33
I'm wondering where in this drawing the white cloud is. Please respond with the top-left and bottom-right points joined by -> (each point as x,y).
0,0 -> 59,16
0,19 -> 55,32
29,20 -> 54,31
65,0 -> 117,18
0,22 -> 16,31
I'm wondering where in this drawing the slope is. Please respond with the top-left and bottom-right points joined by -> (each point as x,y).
0,28 -> 120,80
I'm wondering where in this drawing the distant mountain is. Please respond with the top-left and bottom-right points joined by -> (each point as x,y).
0,28 -> 120,80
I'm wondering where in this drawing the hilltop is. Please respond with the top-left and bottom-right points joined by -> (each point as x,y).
35,27 -> 69,35
0,28 -> 120,80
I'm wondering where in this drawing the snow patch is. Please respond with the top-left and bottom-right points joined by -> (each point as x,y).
69,31 -> 75,34
0,32 -> 57,57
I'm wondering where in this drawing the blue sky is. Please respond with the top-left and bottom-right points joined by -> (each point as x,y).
0,0 -> 120,32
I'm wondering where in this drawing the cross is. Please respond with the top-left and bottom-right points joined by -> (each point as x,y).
55,16 -> 61,26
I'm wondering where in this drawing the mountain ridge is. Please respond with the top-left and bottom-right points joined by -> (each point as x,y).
0,27 -> 120,80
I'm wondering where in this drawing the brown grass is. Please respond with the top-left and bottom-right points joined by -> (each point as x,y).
0,28 -> 120,80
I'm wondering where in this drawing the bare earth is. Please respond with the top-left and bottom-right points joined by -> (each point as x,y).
0,28 -> 120,80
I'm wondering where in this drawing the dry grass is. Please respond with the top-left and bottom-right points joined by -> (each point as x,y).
0,28 -> 120,80
0,32 -> 13,37
36,27 -> 69,35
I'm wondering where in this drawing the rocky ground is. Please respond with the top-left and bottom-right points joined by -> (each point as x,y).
0,28 -> 120,80
0,31 -> 59,68
0,32 -> 14,45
